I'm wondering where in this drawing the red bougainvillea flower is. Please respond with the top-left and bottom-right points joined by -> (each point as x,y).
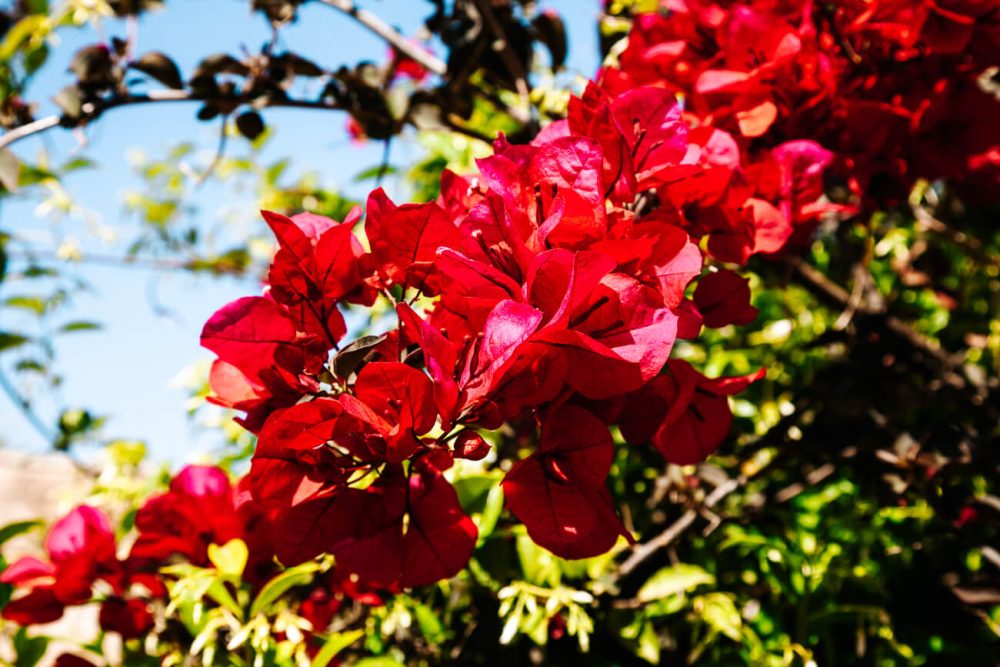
98,597 -> 155,639
201,296 -> 328,431
264,208 -> 375,345
602,0 -> 999,204
275,459 -> 477,590
199,74 -> 776,581
693,269 -> 758,328
130,465 -> 249,567
503,405 -> 631,559
1,506 -> 120,625
339,361 -> 438,463
619,360 -> 766,466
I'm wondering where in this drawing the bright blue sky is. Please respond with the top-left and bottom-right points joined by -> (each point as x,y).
0,0 -> 602,462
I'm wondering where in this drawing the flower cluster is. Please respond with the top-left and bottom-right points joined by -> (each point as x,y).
195,80 -> 815,590
1,464 -> 384,659
0,466 -> 252,631
601,0 -> 1000,205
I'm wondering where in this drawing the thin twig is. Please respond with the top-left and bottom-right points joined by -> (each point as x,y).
4,248 -> 257,277
614,476 -> 742,583
195,116 -> 230,187
783,255 -> 980,391
913,204 -> 1000,269
375,136 -> 392,188
0,115 -> 61,150
316,0 -> 447,76
442,116 -> 494,144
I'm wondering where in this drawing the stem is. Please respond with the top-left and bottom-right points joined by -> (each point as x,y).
194,115 -> 230,187
0,115 -> 61,150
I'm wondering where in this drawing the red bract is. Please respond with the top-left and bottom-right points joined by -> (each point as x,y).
366,188 -> 459,290
693,269 -> 758,328
277,463 -> 477,590
619,360 -> 765,466
1,506 -> 120,625
201,296 -> 327,431
98,597 -> 154,639
131,465 -> 248,567
264,208 -> 375,345
503,406 -> 630,559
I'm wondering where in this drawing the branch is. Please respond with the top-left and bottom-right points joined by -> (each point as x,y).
316,0 -> 447,76
5,247 -> 258,277
783,256 -> 983,392
613,476 -> 742,584
0,90 -> 345,151
913,204 -> 1000,269
194,116 -> 230,187
0,115 -> 61,151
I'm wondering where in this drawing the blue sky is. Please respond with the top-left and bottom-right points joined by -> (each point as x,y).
0,0 -> 602,462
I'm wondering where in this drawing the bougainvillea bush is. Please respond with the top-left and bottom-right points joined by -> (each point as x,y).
0,0 -> 998,664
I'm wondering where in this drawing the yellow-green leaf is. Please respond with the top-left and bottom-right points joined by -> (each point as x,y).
208,538 -> 248,577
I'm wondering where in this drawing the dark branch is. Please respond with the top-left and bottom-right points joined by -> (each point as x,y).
783,255 -> 984,393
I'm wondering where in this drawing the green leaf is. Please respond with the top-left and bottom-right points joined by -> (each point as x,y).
59,321 -> 102,333
0,15 -> 49,61
60,157 -> 95,173
354,164 -> 399,183
0,520 -> 43,547
636,619 -> 661,664
13,627 -> 49,667
4,296 -> 46,315
208,538 -> 248,577
696,593 -> 743,642
353,658 -> 403,667
0,331 -> 30,351
250,560 -> 322,618
637,564 -> 715,603
205,578 -> 242,618
310,630 -> 364,667
106,440 -> 146,467
414,603 -> 446,644
476,483 -> 504,544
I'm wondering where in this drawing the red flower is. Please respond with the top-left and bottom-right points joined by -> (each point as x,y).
130,465 -> 247,567
1,506 -> 120,625
503,406 -> 631,559
98,597 -> 154,639
692,269 -> 758,328
619,360 -> 765,466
